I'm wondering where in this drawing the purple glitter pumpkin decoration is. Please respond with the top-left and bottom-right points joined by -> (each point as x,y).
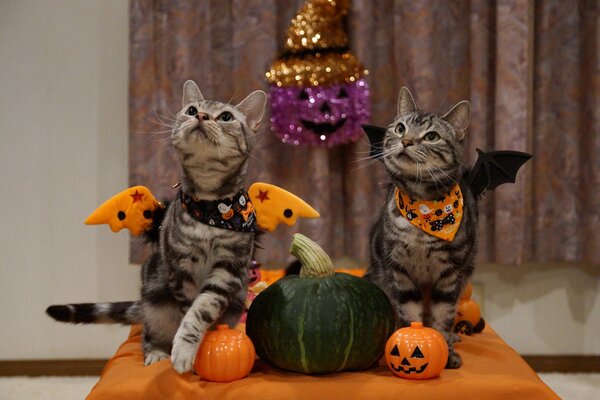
266,0 -> 370,147
270,80 -> 369,147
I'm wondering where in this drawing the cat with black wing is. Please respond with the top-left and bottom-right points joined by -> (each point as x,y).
363,87 -> 476,369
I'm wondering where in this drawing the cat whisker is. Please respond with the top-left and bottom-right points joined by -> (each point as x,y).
354,149 -> 380,155
145,116 -> 173,129
130,129 -> 173,144
423,163 -> 450,192
244,149 -> 265,164
151,106 -> 175,122
430,165 -> 459,185
351,156 -> 386,172
422,163 -> 441,191
352,148 -> 398,171
142,136 -> 173,144
353,154 -> 382,163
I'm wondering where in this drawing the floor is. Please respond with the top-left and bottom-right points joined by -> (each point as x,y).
0,373 -> 598,399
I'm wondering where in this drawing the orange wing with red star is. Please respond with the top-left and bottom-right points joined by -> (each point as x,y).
248,182 -> 320,232
85,186 -> 162,236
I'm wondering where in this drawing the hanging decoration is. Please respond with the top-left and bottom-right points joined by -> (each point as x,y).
266,0 -> 370,147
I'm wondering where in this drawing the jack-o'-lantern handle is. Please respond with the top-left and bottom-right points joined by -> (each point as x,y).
290,233 -> 335,278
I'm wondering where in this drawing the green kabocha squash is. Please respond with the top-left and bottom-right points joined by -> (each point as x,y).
246,234 -> 395,374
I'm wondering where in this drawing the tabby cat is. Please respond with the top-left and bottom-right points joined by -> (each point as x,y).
364,87 -> 476,368
46,80 -> 267,373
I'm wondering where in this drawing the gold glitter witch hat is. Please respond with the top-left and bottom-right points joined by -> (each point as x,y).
266,0 -> 367,87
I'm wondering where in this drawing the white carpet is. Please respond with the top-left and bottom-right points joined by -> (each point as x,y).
0,374 -> 598,399
538,373 -> 600,399
0,376 -> 98,400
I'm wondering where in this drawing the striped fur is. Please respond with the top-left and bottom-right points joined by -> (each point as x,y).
364,87 -> 476,369
46,81 -> 267,373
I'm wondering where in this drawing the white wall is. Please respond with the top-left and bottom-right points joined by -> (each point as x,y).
0,0 -> 137,359
473,263 -> 600,355
0,0 -> 597,361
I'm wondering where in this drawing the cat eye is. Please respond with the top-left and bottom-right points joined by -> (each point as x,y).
395,123 -> 406,135
186,106 -> 198,116
424,131 -> 440,142
299,89 -> 309,100
218,111 -> 234,122
338,88 -> 348,98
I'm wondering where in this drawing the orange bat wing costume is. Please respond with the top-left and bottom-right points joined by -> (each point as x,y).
85,183 -> 319,235
85,186 -> 162,236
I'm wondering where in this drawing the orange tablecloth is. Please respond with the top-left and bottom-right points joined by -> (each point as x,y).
87,324 -> 558,400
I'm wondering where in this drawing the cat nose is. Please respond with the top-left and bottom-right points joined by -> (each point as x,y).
402,139 -> 413,147
196,113 -> 210,121
320,101 -> 331,113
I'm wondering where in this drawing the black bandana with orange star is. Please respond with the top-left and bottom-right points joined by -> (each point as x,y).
179,189 -> 257,233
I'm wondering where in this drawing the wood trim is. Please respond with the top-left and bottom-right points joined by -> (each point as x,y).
0,356 -> 598,376
522,355 -> 600,373
0,359 -> 108,377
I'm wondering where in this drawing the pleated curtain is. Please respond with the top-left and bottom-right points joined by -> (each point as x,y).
129,0 -> 599,265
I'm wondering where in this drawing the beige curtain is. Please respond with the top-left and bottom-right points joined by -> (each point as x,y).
129,0 -> 599,265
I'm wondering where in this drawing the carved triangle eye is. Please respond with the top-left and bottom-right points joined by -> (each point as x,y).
411,346 -> 424,358
390,345 -> 400,356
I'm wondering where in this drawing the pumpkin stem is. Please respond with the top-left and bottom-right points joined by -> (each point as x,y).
290,234 -> 335,278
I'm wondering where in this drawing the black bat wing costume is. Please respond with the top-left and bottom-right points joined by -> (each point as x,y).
466,149 -> 532,197
361,124 -> 532,197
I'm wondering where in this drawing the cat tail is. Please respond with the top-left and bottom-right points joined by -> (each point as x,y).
46,301 -> 142,325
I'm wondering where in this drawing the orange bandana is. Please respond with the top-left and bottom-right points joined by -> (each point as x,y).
394,184 -> 463,241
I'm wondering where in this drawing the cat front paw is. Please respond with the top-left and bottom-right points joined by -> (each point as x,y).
445,350 -> 462,369
144,349 -> 170,366
171,336 -> 200,373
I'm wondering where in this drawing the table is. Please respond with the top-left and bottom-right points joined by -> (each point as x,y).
86,324 -> 558,400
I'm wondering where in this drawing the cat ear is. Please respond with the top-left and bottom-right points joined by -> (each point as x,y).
182,80 -> 204,107
236,90 -> 267,131
397,86 -> 417,117
442,100 -> 471,140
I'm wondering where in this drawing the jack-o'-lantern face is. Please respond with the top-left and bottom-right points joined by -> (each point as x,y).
385,322 -> 448,380
269,79 -> 370,147
388,343 -> 429,375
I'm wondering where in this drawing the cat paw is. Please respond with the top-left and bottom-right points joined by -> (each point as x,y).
144,349 -> 170,366
170,338 -> 199,374
445,351 -> 462,369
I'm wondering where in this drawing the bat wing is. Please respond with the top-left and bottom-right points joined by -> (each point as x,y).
467,149 -> 532,197
85,186 -> 161,236
361,124 -> 387,160
248,182 -> 320,232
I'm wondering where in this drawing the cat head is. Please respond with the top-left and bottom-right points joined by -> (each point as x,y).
172,80 -> 267,163
172,80 -> 267,197
377,87 -> 470,194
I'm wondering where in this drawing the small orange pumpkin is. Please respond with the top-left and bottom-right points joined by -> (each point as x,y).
454,282 -> 485,335
193,324 -> 255,382
384,322 -> 448,380
456,300 -> 481,326
454,299 -> 485,335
